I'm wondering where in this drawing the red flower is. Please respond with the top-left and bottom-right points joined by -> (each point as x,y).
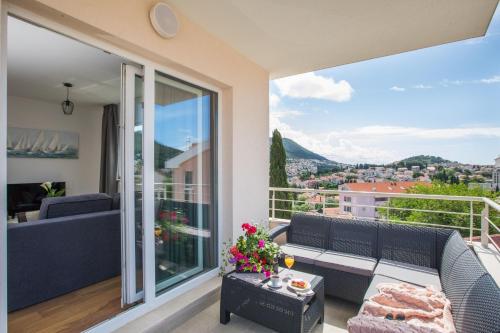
260,258 -> 267,265
247,225 -> 257,235
159,210 -> 169,220
230,245 -> 239,256
170,211 -> 177,220
242,223 -> 250,231
162,231 -> 169,241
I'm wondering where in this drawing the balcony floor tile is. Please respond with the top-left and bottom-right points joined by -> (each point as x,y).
172,296 -> 359,333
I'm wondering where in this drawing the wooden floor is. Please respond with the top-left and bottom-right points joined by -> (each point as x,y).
9,276 -> 129,333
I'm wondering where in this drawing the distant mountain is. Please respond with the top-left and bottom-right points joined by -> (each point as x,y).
271,137 -> 330,161
393,155 -> 455,166
135,132 -> 182,169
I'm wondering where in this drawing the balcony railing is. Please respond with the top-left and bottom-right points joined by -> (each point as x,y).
269,187 -> 500,252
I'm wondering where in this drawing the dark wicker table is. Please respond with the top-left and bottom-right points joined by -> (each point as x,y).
220,268 -> 324,333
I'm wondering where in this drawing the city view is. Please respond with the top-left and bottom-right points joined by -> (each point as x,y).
269,8 -> 500,226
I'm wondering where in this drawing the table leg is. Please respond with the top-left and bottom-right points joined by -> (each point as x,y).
220,306 -> 231,324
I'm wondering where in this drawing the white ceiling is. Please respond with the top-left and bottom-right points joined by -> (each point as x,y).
7,16 -> 124,107
169,0 -> 499,78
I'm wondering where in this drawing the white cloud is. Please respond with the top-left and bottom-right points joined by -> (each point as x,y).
274,72 -> 354,102
389,86 -> 405,92
480,75 -> 500,84
440,79 -> 465,87
270,119 -> 500,164
269,93 -> 280,108
413,84 -> 433,89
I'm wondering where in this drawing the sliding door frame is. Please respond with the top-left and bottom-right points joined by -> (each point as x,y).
0,2 -> 8,333
0,2 -> 223,333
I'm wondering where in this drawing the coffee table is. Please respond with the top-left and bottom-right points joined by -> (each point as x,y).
220,268 -> 324,333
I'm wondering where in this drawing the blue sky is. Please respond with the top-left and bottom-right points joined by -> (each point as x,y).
270,8 -> 500,165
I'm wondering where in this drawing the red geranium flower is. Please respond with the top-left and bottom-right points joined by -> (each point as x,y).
247,225 -> 257,235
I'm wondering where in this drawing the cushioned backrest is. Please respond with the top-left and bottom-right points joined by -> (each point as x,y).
435,228 -> 454,274
288,213 -> 330,249
453,273 -> 500,333
328,217 -> 378,258
442,249 -> 487,320
440,231 -> 469,285
39,193 -> 112,219
377,222 -> 437,268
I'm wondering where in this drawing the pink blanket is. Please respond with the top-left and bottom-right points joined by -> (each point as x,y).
347,283 -> 456,333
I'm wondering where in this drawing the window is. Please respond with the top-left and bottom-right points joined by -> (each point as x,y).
344,196 -> 352,202
154,71 -> 217,294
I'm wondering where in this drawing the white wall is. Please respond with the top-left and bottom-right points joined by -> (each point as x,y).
7,95 -> 103,195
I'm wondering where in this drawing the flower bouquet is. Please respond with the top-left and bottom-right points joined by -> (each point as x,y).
221,222 -> 281,278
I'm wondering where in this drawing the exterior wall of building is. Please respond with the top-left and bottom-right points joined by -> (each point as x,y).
339,193 -> 377,219
25,0 -> 270,241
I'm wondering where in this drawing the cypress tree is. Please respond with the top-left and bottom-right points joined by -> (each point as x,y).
270,129 -> 291,218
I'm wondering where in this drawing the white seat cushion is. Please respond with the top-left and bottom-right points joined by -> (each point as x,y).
281,243 -> 324,264
314,250 -> 377,277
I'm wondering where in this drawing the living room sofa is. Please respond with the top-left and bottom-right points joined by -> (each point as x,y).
7,193 -> 121,312
270,213 -> 500,333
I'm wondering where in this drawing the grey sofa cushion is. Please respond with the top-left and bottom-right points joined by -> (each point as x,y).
374,259 -> 442,291
363,274 -> 404,300
288,213 -> 331,248
39,193 -> 113,219
281,243 -> 324,264
440,231 -> 469,287
442,249 -> 487,318
453,273 -> 500,333
378,222 -> 437,268
327,217 -> 378,258
315,250 -> 377,277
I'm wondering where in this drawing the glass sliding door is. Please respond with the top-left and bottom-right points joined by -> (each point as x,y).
121,64 -> 145,304
153,71 -> 217,294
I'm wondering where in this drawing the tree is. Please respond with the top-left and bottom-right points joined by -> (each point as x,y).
378,183 -> 499,237
269,129 -> 291,218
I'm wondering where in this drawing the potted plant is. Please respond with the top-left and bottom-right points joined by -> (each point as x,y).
40,181 -> 65,197
220,222 -> 281,278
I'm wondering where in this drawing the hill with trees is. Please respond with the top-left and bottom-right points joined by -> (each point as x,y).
281,138 -> 330,161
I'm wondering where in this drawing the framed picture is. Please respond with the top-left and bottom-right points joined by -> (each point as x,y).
7,127 -> 79,159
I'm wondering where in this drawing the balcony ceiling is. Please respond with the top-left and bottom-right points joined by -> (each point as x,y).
169,0 -> 499,78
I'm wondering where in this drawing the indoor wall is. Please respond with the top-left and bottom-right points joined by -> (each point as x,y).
7,95 -> 102,195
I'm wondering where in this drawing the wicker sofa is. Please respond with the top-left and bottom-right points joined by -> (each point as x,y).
270,213 -> 500,333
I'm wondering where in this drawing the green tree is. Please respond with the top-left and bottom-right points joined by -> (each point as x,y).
378,183 -> 499,237
269,129 -> 291,218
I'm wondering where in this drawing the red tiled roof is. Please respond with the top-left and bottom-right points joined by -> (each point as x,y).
342,181 -> 429,193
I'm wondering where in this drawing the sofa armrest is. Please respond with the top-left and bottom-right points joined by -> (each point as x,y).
269,224 -> 289,241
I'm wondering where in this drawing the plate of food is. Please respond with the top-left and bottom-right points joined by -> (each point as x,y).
287,278 -> 311,292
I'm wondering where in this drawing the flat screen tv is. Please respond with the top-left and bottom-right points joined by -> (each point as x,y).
7,182 -> 66,218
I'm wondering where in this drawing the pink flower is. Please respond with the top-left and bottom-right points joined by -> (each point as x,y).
263,270 -> 271,278
258,239 -> 265,248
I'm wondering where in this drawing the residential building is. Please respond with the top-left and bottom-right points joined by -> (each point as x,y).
339,181 -> 428,219
493,156 -> 500,191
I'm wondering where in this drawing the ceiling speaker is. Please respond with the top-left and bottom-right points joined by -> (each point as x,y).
150,2 -> 179,39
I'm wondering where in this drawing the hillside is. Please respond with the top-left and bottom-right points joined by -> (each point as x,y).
135,132 -> 182,169
394,155 -> 454,166
281,138 -> 329,161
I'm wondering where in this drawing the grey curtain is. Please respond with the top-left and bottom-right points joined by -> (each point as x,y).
100,104 -> 119,195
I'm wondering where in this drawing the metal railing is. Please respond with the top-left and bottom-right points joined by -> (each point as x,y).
269,187 -> 500,252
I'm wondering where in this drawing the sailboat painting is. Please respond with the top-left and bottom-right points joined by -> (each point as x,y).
7,127 -> 79,159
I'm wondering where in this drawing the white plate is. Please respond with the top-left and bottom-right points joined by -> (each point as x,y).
287,278 -> 311,292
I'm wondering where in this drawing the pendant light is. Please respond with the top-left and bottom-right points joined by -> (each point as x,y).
61,82 -> 74,115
